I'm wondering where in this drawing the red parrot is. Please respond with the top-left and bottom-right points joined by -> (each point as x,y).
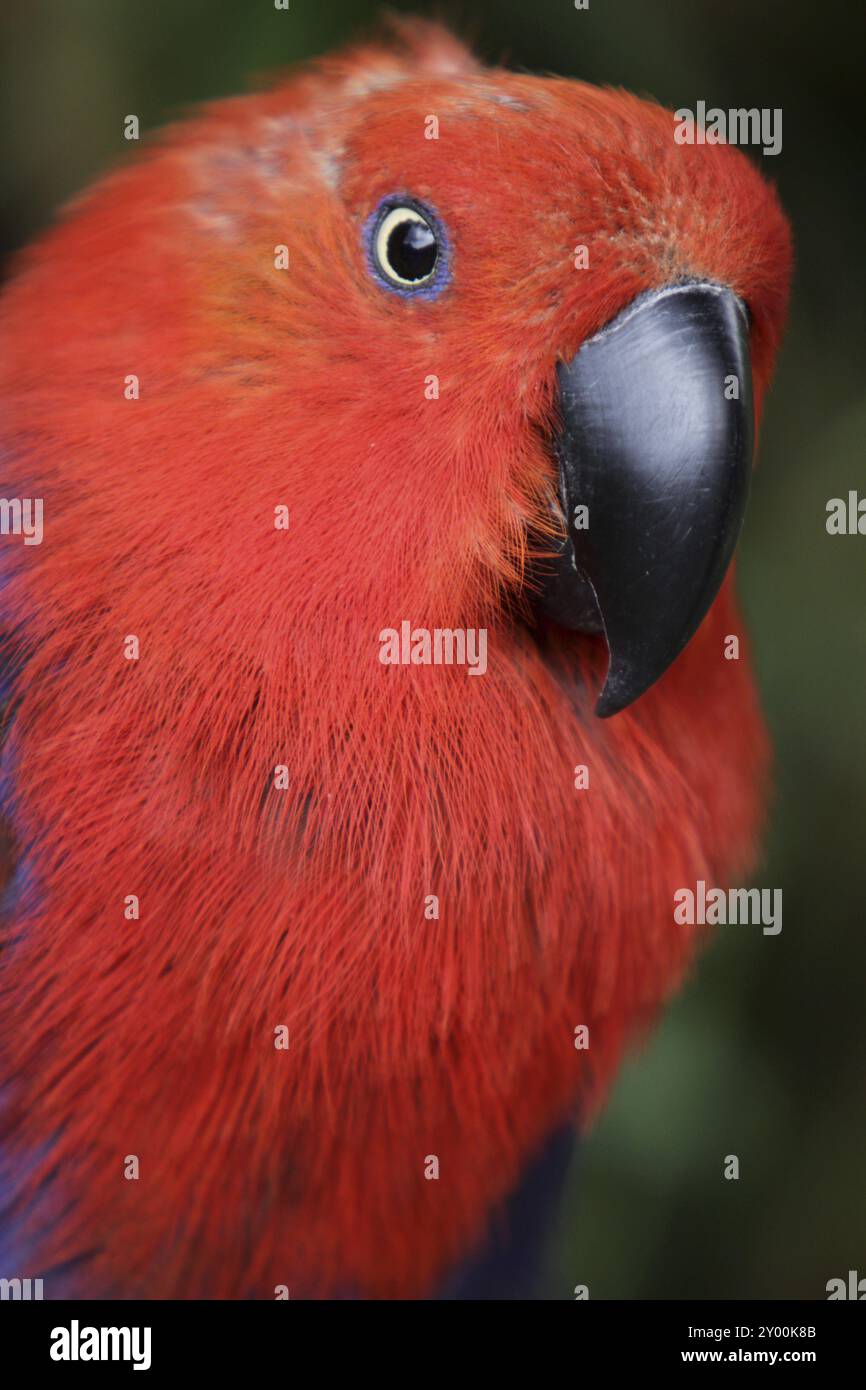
0,19 -> 791,1298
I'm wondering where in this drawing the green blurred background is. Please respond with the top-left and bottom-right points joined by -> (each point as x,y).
1,0 -> 863,1299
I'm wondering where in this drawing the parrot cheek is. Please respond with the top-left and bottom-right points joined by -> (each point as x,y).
533,280 -> 754,717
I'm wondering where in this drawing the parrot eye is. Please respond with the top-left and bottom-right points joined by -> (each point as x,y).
366,198 -> 450,299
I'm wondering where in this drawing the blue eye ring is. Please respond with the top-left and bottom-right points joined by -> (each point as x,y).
364,195 -> 451,300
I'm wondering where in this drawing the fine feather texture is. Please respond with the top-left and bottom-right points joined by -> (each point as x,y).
0,19 -> 791,1297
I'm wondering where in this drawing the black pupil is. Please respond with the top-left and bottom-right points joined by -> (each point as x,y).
386,218 -> 437,282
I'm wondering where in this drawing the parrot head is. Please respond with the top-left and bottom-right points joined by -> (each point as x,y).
1,17 -> 791,721
147,14 -> 789,716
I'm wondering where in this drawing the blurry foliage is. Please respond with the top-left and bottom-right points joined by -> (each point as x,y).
1,0 -> 864,1299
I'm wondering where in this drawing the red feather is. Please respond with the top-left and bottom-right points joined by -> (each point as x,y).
0,20 -> 791,1296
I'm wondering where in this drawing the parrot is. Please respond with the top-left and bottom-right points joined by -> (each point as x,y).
0,18 -> 791,1299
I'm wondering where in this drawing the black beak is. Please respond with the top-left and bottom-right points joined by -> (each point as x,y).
536,281 -> 754,716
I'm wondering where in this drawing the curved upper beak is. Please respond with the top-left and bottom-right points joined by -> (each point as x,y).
536,281 -> 754,716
